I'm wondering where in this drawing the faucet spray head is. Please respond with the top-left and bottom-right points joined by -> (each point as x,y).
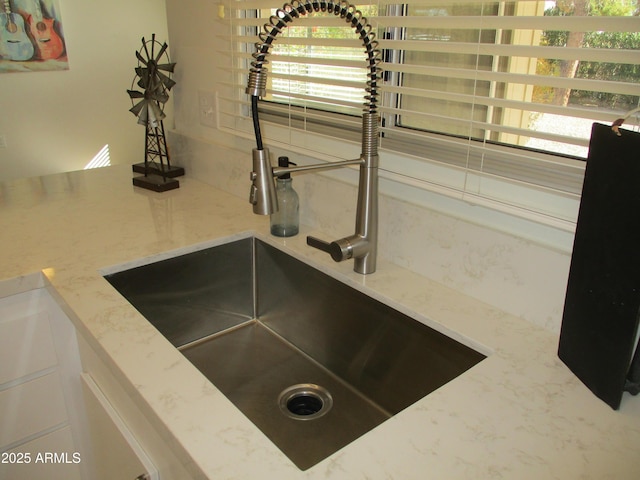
249,148 -> 278,215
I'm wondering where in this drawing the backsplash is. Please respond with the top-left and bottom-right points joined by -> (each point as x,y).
168,131 -> 572,333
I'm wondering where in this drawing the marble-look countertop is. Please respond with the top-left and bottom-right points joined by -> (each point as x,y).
1,165 -> 639,479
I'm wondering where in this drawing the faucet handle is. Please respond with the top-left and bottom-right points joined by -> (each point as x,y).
307,236 -> 352,263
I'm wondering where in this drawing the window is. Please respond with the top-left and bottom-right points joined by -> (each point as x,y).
84,144 -> 111,170
218,1 -> 640,226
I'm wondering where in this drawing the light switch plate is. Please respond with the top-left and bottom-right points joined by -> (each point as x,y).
0,135 -> 6,148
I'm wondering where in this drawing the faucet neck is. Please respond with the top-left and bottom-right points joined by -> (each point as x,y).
247,1 -> 382,274
361,112 -> 379,164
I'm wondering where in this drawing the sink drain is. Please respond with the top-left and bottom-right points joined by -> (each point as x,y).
278,384 -> 333,421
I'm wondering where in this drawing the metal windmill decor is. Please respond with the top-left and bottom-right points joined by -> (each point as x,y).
127,34 -> 183,192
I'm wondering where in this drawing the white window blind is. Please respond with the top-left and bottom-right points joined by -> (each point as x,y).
216,0 -> 640,228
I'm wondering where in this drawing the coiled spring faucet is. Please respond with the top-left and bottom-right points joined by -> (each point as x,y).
247,0 -> 382,274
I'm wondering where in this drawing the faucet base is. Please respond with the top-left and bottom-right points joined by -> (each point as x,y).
354,253 -> 376,275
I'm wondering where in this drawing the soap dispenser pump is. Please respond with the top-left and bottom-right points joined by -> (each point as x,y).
270,156 -> 299,237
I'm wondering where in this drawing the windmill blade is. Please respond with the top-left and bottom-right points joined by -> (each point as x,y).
130,98 -> 166,126
156,62 -> 176,74
149,91 -> 169,104
146,79 -> 163,96
135,50 -> 148,66
138,75 -> 157,92
149,101 -> 165,121
147,78 -> 166,94
142,101 -> 166,128
127,89 -> 145,99
137,105 -> 148,126
137,78 -> 149,90
155,42 -> 168,62
155,70 -> 176,90
135,67 -> 150,87
149,33 -> 156,61
129,99 -> 147,117
141,37 -> 152,64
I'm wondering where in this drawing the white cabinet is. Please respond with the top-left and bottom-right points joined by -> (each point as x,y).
0,288 -> 85,480
0,307 -> 57,384
77,334 -> 194,480
0,283 -> 181,480
81,373 -> 156,480
0,372 -> 69,447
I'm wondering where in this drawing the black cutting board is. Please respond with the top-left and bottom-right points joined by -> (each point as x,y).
558,122 -> 640,410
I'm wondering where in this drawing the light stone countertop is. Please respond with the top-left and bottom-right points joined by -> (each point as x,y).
1,165 -> 639,479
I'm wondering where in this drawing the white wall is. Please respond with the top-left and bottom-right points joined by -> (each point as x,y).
0,0 -> 170,181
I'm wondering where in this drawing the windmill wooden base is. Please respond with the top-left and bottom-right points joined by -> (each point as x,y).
132,120 -> 182,192
132,162 -> 184,178
133,174 -> 179,192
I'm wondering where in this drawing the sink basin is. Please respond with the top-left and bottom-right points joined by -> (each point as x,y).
104,237 -> 486,470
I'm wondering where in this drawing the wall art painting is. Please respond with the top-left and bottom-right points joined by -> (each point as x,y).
0,0 -> 68,73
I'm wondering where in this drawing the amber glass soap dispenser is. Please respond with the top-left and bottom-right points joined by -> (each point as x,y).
270,156 -> 299,237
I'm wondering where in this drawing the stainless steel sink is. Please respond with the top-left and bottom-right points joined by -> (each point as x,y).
104,237 -> 486,470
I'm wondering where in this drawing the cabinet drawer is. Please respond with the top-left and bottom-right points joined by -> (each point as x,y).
0,372 -> 68,447
0,290 -> 57,385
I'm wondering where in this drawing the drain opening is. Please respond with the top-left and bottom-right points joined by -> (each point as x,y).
287,394 -> 323,416
278,384 -> 333,421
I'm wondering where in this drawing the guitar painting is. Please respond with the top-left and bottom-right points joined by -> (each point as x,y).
21,0 -> 64,60
0,0 -> 67,72
0,0 -> 34,60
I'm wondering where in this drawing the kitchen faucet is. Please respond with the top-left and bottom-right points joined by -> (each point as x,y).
247,0 -> 382,274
